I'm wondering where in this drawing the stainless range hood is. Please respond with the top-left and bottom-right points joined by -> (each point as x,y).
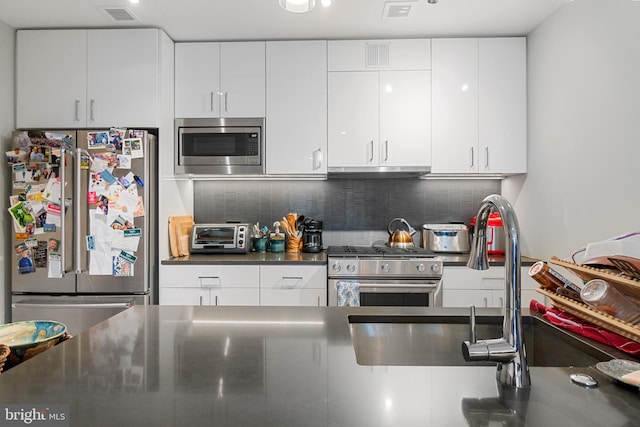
327,165 -> 431,178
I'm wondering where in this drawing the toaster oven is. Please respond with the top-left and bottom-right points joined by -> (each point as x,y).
190,223 -> 249,254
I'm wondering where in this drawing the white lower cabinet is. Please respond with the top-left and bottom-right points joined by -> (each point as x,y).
160,265 -> 260,306
442,266 -> 541,309
260,265 -> 327,306
160,264 -> 327,306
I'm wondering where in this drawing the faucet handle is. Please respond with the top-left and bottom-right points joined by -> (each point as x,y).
469,305 -> 477,344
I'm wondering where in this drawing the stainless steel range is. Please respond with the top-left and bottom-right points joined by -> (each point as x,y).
327,246 -> 443,307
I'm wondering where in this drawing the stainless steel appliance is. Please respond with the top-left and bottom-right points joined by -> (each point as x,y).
327,246 -> 443,307
175,117 -> 265,175
422,224 -> 470,253
302,219 -> 323,253
190,223 -> 249,254
8,129 -> 157,335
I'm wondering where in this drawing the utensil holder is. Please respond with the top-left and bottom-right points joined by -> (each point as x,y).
286,236 -> 303,253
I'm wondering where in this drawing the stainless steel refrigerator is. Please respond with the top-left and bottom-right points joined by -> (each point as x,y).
8,129 -> 157,335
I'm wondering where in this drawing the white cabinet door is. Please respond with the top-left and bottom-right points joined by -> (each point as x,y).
478,38 -> 527,174
210,288 -> 260,306
161,287 -> 206,305
16,30 -> 88,128
432,38 -> 479,173
87,29 -> 159,127
160,265 -> 260,306
328,72 -> 379,168
175,42 -> 220,118
432,37 -> 526,175
17,29 -> 161,128
266,41 -> 327,175
220,42 -> 265,118
260,265 -> 327,306
175,42 -> 265,118
379,70 -> 431,168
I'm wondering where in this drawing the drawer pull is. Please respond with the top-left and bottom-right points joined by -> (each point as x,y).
282,276 -> 303,289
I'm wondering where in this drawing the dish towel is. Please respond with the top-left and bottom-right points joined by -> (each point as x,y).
530,300 -> 640,357
337,281 -> 360,307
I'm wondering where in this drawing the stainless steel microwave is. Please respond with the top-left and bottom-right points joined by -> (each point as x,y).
175,118 -> 265,175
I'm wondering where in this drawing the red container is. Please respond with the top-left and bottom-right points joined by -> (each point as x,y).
470,212 -> 505,255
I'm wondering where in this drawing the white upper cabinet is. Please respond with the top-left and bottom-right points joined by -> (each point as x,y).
327,39 -> 431,172
431,38 -> 526,175
17,29 -> 164,129
175,42 -> 265,118
265,41 -> 327,175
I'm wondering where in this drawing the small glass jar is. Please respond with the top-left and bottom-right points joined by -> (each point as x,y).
580,279 -> 640,325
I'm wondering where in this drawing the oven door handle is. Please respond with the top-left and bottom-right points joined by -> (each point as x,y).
357,282 -> 441,293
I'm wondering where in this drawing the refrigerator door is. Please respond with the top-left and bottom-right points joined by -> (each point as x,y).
75,130 -> 156,295
11,294 -> 150,335
10,130 -> 76,294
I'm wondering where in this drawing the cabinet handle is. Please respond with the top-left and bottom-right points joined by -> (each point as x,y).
199,296 -> 204,306
469,146 -> 475,168
223,92 -> 228,112
90,99 -> 95,122
199,276 -> 222,287
384,140 -> 389,162
74,100 -> 80,122
498,296 -> 504,308
215,295 -> 219,306
210,92 -> 215,112
484,146 -> 489,169
317,296 -> 321,307
483,297 -> 488,307
313,148 -> 323,170
368,141 -> 374,162
282,276 -> 303,289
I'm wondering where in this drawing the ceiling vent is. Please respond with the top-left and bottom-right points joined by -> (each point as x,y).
101,7 -> 138,22
382,1 -> 415,19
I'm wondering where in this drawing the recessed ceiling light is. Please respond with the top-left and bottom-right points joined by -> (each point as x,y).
129,0 -> 139,4
279,0 -> 316,13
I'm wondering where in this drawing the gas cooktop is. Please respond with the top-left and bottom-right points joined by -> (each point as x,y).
326,245 -> 438,258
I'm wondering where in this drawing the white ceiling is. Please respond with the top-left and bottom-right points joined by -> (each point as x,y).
0,0 -> 567,42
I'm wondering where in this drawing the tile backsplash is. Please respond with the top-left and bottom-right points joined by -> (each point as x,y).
194,178 -> 501,246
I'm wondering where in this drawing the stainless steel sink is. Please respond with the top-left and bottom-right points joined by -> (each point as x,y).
348,313 -> 619,367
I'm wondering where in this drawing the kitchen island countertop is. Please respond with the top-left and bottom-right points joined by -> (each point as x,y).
0,305 -> 638,427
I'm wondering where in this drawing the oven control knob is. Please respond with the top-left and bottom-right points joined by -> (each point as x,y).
381,263 -> 390,273
332,263 -> 342,273
346,264 -> 356,273
430,263 -> 441,273
416,263 -> 426,273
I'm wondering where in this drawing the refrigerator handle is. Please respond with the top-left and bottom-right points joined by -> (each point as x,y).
59,147 -> 67,277
12,302 -> 133,309
74,147 -> 84,274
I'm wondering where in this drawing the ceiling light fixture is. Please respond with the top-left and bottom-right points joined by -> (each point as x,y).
279,0 -> 316,13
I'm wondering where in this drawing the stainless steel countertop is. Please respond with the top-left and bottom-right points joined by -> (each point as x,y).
0,305 -> 637,427
161,251 -> 537,266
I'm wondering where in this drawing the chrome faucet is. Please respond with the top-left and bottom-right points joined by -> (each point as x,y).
462,194 -> 531,389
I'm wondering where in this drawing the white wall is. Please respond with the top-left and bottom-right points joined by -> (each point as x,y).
503,0 -> 640,261
0,20 -> 15,322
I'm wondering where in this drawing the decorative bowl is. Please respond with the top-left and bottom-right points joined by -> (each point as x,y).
0,320 -> 67,369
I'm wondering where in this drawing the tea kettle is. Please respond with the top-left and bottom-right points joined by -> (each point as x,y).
387,218 -> 416,248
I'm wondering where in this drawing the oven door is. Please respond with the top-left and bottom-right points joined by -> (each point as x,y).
329,279 -> 443,307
